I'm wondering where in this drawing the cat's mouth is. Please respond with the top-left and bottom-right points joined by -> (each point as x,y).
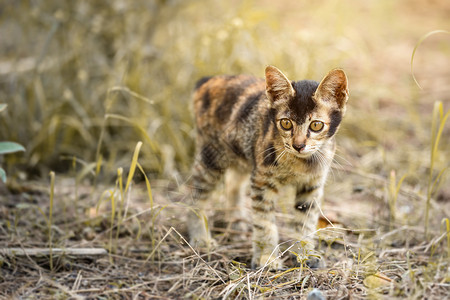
284,143 -> 316,159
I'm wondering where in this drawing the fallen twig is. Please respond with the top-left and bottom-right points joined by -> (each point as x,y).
0,248 -> 107,257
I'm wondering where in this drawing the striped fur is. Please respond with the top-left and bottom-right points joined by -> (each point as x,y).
187,66 -> 349,269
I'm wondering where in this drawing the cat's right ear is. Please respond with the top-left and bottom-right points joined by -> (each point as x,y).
315,69 -> 349,109
265,66 -> 295,102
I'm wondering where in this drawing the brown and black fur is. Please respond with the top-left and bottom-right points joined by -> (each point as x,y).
187,66 -> 349,269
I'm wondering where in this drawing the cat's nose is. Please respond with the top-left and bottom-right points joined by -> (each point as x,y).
292,143 -> 306,152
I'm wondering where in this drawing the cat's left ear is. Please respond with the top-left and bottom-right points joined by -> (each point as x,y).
315,69 -> 349,109
265,66 -> 295,102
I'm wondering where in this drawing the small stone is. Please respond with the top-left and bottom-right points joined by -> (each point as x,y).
307,288 -> 325,300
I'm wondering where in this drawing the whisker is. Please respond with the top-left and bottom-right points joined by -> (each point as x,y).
331,157 -> 345,171
262,149 -> 278,162
332,151 -> 353,168
271,149 -> 287,169
315,147 -> 347,177
260,145 -> 284,167
258,146 -> 278,156
316,148 -> 336,181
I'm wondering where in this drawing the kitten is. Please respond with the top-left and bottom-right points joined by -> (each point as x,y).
187,66 -> 348,269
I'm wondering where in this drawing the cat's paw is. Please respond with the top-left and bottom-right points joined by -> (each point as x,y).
251,254 -> 284,270
291,254 -> 326,269
229,220 -> 251,241
231,219 -> 250,233
189,236 -> 218,250
305,256 -> 326,269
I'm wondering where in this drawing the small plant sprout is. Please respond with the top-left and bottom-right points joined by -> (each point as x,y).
48,171 -> 55,271
442,218 -> 450,259
410,31 -> 450,239
388,170 -> 408,229
425,101 -> 450,238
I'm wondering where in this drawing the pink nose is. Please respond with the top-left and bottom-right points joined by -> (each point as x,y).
293,143 -> 306,152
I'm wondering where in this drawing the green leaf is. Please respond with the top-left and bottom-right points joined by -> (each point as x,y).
0,168 -> 6,183
0,142 -> 25,155
0,104 -> 7,112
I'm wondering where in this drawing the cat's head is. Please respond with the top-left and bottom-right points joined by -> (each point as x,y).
265,65 -> 349,159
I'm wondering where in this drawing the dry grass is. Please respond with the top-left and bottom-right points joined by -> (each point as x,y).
1,174 -> 449,299
1,0 -> 450,299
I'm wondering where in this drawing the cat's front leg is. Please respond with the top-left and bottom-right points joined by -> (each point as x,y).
225,169 -> 251,238
187,145 -> 227,249
250,176 -> 282,270
292,184 -> 324,268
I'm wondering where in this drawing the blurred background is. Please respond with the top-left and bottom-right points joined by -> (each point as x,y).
0,0 -> 449,184
1,2 -> 450,297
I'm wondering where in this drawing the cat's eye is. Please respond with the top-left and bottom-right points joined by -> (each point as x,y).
309,121 -> 324,132
280,118 -> 293,130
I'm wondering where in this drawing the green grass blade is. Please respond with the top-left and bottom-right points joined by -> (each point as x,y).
115,168 -> 124,246
95,117 -> 107,164
95,154 -> 103,177
430,102 -> 442,171
442,218 -> 450,258
432,110 -> 450,160
117,167 -> 124,206
389,170 -> 396,204
109,182 -> 117,260
35,205 -> 48,223
72,162 -> 96,182
96,189 -> 115,215
426,103 -> 450,238
48,171 -> 55,271
395,173 -> 409,200
137,162 -> 156,249
431,167 -> 449,196
134,217 -> 142,241
105,114 -> 158,153
108,86 -> 154,105
152,205 -> 169,221
411,30 -> 450,89
137,163 -> 154,211
388,170 -> 409,226
125,141 -> 143,194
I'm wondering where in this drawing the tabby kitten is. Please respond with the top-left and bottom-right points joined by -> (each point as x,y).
187,66 -> 348,269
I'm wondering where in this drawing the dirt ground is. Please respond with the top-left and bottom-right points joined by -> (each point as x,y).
0,167 -> 449,299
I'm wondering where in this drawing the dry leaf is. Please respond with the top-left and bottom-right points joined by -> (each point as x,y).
318,213 -> 340,228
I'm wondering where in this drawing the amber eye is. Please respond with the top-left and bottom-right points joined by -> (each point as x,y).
309,121 -> 324,132
280,118 -> 293,130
